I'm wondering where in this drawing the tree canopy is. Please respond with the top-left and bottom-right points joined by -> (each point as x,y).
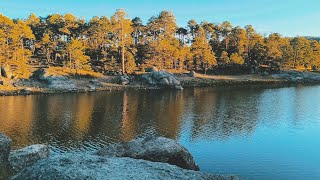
1,10 -> 320,78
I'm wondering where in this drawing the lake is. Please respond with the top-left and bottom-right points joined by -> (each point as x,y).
1,85 -> 320,179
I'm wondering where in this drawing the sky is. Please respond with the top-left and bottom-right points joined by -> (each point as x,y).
0,0 -> 319,37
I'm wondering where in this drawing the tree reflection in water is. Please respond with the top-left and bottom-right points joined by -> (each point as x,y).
0,87 -> 267,152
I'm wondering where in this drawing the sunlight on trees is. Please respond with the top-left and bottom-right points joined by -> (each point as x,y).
1,10 -> 320,78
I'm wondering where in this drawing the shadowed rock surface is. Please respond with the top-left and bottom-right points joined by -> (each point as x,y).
0,133 -> 11,168
9,144 -> 50,171
11,153 -> 239,180
96,136 -> 199,171
30,68 -> 77,90
271,70 -> 320,83
141,68 -> 183,90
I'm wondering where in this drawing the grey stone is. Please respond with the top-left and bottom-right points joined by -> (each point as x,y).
11,153 -> 239,180
120,76 -> 130,85
271,74 -> 290,79
89,79 -> 102,87
20,88 -> 32,95
31,69 -> 76,90
189,71 -> 197,77
141,70 -> 183,89
141,73 -> 155,85
309,75 -> 320,81
288,77 -> 304,83
30,68 -> 46,80
47,77 -> 77,90
0,133 -> 11,168
96,136 -> 199,171
9,144 -> 50,171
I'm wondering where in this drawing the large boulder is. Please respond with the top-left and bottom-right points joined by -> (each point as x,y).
0,133 -> 12,168
48,77 -> 77,90
96,136 -> 199,171
89,79 -> 102,87
120,76 -> 130,85
11,153 -> 239,180
189,71 -> 197,77
30,69 -> 76,90
9,144 -> 50,171
30,68 -> 47,81
141,69 -> 183,90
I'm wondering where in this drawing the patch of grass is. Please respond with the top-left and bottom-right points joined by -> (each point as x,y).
44,67 -> 104,78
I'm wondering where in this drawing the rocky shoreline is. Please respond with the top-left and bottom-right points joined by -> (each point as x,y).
1,68 -> 320,96
0,133 -> 239,180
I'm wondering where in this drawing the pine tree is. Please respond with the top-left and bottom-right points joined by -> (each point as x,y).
230,53 -> 244,65
220,51 -> 229,65
111,9 -> 134,74
191,27 -> 216,74
66,39 -> 90,74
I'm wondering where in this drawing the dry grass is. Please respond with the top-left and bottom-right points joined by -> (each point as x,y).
45,67 -> 104,78
180,72 -> 285,87
165,69 -> 189,74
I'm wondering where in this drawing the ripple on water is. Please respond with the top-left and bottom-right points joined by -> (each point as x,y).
0,86 -> 320,179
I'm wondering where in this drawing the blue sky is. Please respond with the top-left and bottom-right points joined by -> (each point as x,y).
0,0 -> 319,37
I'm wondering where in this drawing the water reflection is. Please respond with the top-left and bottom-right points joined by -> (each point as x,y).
0,87 -> 269,150
1,86 -> 320,179
183,88 -> 260,141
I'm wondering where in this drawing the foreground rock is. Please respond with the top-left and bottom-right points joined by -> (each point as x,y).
11,153 -> 239,180
0,133 -> 11,168
96,136 -> 199,171
141,68 -> 183,90
9,144 -> 50,171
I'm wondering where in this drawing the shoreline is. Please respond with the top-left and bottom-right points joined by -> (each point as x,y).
1,70 -> 320,96
1,133 -> 239,180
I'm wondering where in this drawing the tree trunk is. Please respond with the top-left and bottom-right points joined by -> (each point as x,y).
46,50 -> 51,64
121,20 -> 125,75
0,62 -> 2,78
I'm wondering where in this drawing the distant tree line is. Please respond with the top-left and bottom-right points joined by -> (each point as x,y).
1,9 -> 320,77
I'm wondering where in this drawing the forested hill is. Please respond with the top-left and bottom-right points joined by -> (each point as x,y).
1,9 -> 320,79
305,36 -> 320,42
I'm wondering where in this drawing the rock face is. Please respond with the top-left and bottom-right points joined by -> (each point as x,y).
141,68 -> 183,90
272,70 -> 320,83
11,153 -> 239,180
30,68 -> 47,82
0,133 -> 11,170
9,144 -> 50,171
48,77 -> 77,90
96,136 -> 199,171
31,69 -> 77,90
189,71 -> 197,77
89,79 -> 102,87
120,76 -> 130,85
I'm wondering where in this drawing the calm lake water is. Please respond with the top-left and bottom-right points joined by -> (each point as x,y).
1,85 -> 320,179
